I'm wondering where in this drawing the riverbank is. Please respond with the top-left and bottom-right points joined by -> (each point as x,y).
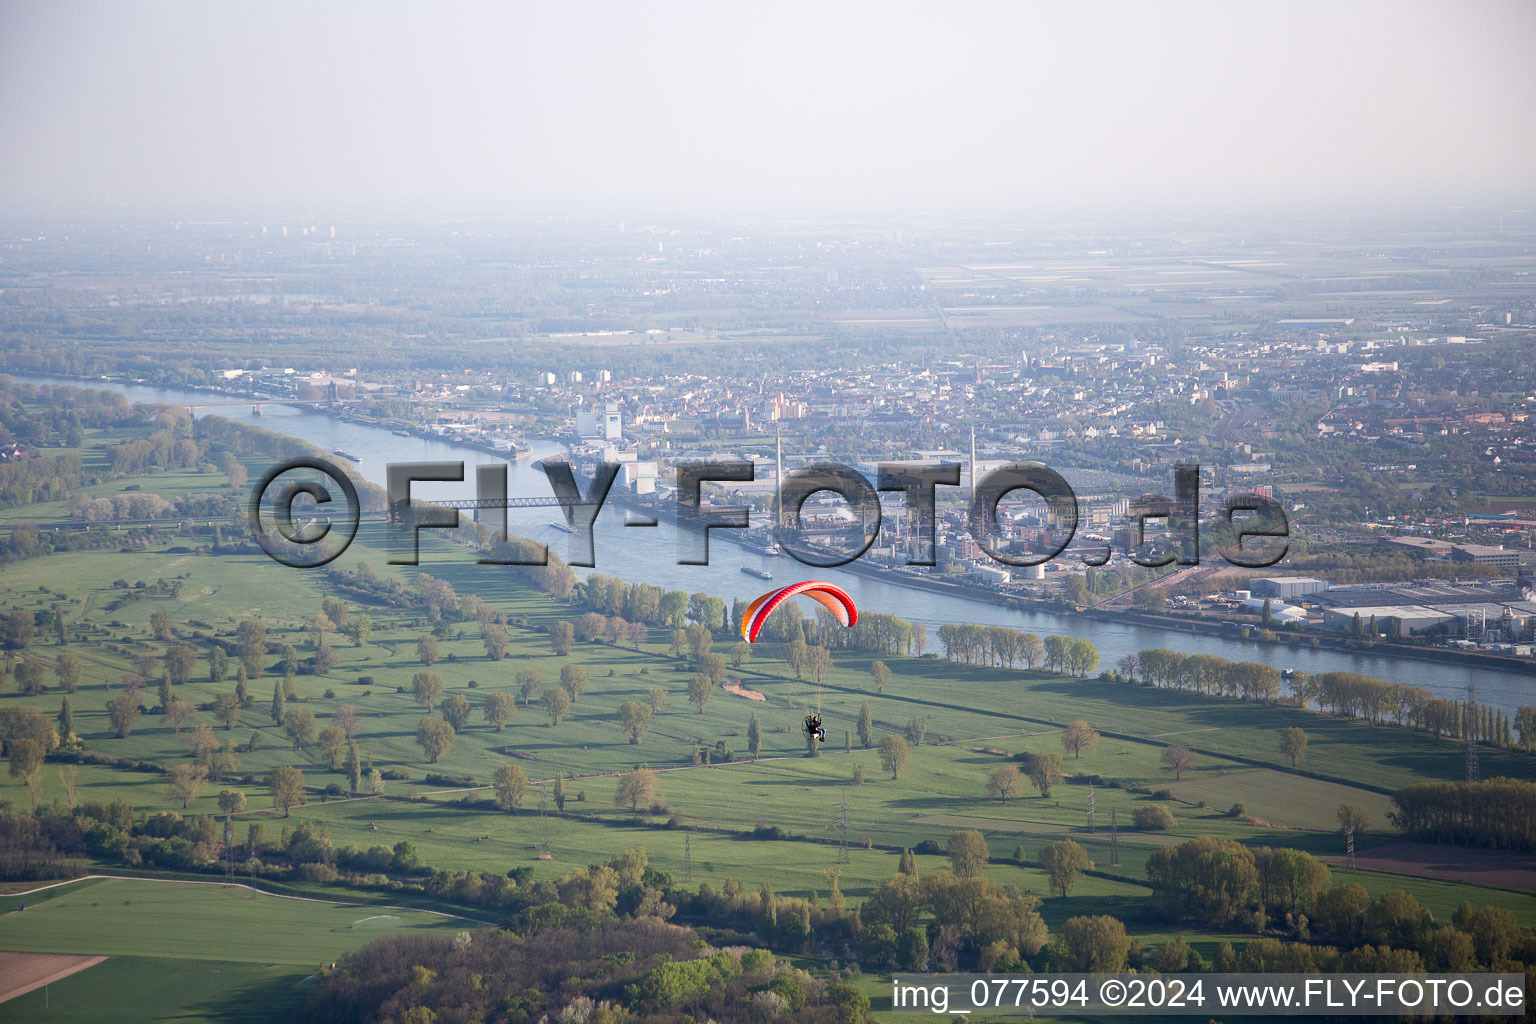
1099,606 -> 1536,678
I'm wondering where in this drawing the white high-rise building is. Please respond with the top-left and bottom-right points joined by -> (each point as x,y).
602,402 -> 622,441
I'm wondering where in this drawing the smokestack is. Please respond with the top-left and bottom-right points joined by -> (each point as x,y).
775,423 -> 783,529
970,424 -> 977,499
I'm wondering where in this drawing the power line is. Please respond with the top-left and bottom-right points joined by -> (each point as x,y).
832,790 -> 851,865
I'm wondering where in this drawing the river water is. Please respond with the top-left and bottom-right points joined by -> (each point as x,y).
16,374 -> 1535,716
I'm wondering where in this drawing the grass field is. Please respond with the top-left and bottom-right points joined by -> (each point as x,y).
0,877 -> 465,963
0,956 -> 310,1024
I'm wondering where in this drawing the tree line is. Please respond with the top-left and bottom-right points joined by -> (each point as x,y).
937,623 -> 1100,676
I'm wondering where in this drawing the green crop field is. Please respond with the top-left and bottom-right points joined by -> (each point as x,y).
0,957 -> 310,1024
0,877 -> 466,963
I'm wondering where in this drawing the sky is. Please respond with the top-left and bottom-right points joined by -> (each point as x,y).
2,1 -> 1534,215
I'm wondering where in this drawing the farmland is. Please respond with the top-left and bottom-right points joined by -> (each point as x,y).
1,405 -> 1534,1023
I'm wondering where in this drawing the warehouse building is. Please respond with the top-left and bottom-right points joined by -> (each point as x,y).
1249,576 -> 1330,600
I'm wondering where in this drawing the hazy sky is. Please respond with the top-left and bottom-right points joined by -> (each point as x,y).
3,1 -> 1534,214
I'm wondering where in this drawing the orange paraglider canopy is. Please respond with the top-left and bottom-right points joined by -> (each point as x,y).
741,580 -> 858,644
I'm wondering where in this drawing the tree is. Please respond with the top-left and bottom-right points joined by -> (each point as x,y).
516,669 -> 542,706
277,644 -> 300,678
729,642 -> 751,668
208,645 -> 228,682
345,741 -> 361,794
441,693 -> 473,734
1516,706 -> 1536,753
7,739 -> 44,803
493,763 -> 528,810
1133,804 -> 1177,830
618,700 -> 654,744
57,696 -> 73,739
214,691 -> 242,730
412,671 -> 445,712
268,765 -> 305,816
322,597 -> 349,631
54,651 -> 82,693
188,723 -> 219,763
333,704 -> 362,739
481,622 -> 509,661
482,692 -> 516,732
1059,915 -> 1130,972
1161,744 -> 1196,781
312,643 -> 336,676
614,767 -> 657,812
15,658 -> 45,696
878,734 -> 909,779
1027,751 -> 1063,797
1068,637 -> 1100,677
947,829 -> 990,878
270,681 -> 285,725
3,610 -> 36,649
543,687 -> 571,726
1337,803 -> 1370,836
416,635 -> 440,666
415,717 -> 455,762
549,621 -> 574,656
747,711 -> 762,758
165,698 -> 195,733
1043,634 -> 1068,672
687,673 -> 713,714
166,764 -> 208,808
107,693 -> 141,737
1061,720 -> 1100,759
553,772 -> 566,810
342,612 -> 372,648
904,717 -> 927,747
559,663 -> 589,704
283,707 -> 316,753
1280,727 -> 1308,767
318,725 -> 347,769
806,646 -> 831,684
644,686 -> 667,714
218,788 -> 246,816
235,619 -> 267,676
150,610 -> 173,641
868,659 -> 891,693
857,702 -> 873,748
1040,838 -> 1090,896
306,613 -> 335,650
986,764 -> 1022,805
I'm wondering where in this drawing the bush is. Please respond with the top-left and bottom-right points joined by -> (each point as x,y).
1229,802 -> 1246,817
423,772 -> 475,788
1152,788 -> 1173,800
914,839 -> 944,856
297,862 -> 339,883
1133,804 -> 1177,830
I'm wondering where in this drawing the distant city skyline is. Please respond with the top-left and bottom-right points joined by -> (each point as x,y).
3,0 -> 1535,213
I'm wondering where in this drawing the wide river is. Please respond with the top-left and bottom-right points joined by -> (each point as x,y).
17,375 -> 1536,716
